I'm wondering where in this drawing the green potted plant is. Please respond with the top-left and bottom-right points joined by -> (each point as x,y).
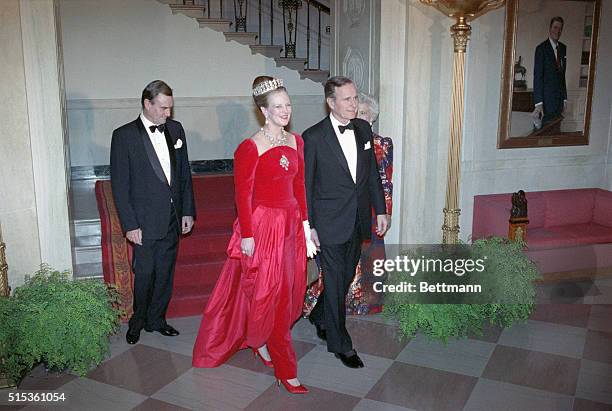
383,237 -> 540,343
0,265 -> 121,384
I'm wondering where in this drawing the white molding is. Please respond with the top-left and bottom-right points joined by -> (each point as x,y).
66,95 -> 328,166
463,154 -> 607,172
67,95 -> 326,110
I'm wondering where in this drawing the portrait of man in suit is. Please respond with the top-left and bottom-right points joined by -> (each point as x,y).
533,16 -> 568,126
110,80 -> 195,345
303,76 -> 388,369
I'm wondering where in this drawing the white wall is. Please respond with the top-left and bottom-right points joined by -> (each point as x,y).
379,1 -> 407,246
1,0 -> 42,287
379,0 -> 611,245
383,1 -> 455,245
460,0 -> 612,240
60,0 -> 327,166
67,96 -> 326,166
606,99 -> 612,191
1,0 -> 72,287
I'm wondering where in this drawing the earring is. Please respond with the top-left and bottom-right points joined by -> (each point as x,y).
265,116 -> 269,125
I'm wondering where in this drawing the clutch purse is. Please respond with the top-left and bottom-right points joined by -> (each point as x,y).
302,255 -> 323,318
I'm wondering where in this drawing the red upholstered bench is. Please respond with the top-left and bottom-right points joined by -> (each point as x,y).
472,188 -> 612,281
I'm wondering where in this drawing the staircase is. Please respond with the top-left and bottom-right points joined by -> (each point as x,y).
77,174 -> 237,318
157,0 -> 330,83
167,174 -> 236,317
71,178 -> 104,279
69,0 -> 331,317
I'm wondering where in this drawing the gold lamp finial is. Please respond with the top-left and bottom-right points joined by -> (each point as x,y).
420,0 -> 505,52
420,0 -> 505,20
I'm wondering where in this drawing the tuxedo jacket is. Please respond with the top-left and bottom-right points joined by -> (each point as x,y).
533,39 -> 567,115
110,117 -> 195,240
303,117 -> 386,245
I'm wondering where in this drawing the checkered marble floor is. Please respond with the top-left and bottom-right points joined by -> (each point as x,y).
3,277 -> 612,411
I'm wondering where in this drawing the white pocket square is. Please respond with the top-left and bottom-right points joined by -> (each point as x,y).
364,141 -> 371,150
174,139 -> 183,149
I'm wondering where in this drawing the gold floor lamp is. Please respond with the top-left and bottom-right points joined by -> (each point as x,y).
0,222 -> 9,297
420,0 -> 505,244
0,220 -> 15,388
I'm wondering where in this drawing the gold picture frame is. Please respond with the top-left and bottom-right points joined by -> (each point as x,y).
498,0 -> 601,148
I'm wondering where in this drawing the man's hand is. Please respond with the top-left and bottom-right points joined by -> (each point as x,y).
533,104 -> 544,119
126,228 -> 142,245
532,105 -> 544,129
241,237 -> 255,257
376,214 -> 389,237
310,228 -> 321,250
386,214 -> 392,229
182,216 -> 194,234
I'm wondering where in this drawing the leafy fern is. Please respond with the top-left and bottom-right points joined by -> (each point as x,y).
0,265 -> 120,383
383,237 -> 540,343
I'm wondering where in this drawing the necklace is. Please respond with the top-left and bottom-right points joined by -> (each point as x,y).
261,127 -> 288,147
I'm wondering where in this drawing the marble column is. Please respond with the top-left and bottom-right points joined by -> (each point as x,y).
0,0 -> 72,286
378,0 -> 453,245
379,0 -> 407,245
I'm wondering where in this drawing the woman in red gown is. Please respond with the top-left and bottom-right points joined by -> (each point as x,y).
192,76 -> 316,394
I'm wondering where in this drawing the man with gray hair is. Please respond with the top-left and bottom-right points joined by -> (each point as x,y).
303,77 -> 388,368
111,80 -> 195,345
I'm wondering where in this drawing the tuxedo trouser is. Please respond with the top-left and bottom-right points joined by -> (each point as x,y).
543,94 -> 563,124
543,107 -> 562,123
310,219 -> 362,354
129,208 -> 179,331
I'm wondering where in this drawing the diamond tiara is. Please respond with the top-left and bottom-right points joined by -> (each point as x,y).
252,78 -> 284,96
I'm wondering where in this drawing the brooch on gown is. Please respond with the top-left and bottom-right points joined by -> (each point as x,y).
280,154 -> 289,171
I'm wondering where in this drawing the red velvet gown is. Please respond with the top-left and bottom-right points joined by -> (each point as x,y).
192,135 -> 307,380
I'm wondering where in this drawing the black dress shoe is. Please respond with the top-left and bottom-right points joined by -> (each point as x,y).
159,324 -> 180,336
312,323 -> 327,341
126,329 -> 140,345
334,352 -> 364,368
145,324 -> 180,337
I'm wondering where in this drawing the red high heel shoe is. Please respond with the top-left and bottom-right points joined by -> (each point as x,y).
251,348 -> 273,368
277,379 -> 309,394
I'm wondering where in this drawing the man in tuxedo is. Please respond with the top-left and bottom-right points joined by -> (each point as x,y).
533,16 -> 567,126
110,80 -> 195,344
303,76 -> 388,368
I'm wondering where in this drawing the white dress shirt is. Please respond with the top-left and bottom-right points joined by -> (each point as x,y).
140,113 -> 171,184
549,38 -> 560,64
330,113 -> 357,183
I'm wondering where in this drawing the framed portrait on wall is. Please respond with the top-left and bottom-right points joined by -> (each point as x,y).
498,0 -> 601,148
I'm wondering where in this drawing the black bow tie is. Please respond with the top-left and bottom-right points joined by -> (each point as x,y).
338,122 -> 354,134
149,124 -> 165,134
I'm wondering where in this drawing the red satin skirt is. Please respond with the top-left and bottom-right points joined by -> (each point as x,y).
192,203 -> 306,379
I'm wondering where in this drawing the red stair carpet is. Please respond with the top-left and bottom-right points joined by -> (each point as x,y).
95,174 -> 236,320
